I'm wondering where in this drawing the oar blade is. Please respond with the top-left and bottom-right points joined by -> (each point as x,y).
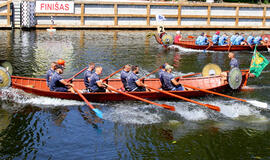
247,100 -> 268,109
93,108 -> 103,119
162,104 -> 175,111
206,104 -> 220,112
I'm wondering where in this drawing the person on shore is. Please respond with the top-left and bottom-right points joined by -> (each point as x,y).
221,52 -> 239,84
254,35 -> 263,45
46,62 -> 57,90
84,62 -> 95,92
230,33 -> 239,45
196,32 -> 209,46
218,33 -> 228,46
161,65 -> 185,91
247,33 -> 255,45
174,31 -> 182,44
50,65 -> 75,93
212,31 -> 220,45
88,66 -> 107,92
120,64 -> 131,91
235,33 -> 246,45
126,66 -> 146,92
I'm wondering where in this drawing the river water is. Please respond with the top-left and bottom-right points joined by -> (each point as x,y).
0,29 -> 270,159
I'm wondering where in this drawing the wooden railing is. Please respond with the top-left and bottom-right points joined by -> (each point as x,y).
0,1 -> 12,28
34,1 -> 270,29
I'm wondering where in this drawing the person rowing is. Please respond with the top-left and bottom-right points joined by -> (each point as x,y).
212,31 -> 220,45
50,65 -> 75,93
158,63 -> 168,87
126,65 -> 146,92
247,33 -> 255,45
230,33 -> 239,45
218,33 -> 228,46
254,35 -> 263,45
120,64 -> 131,91
88,66 -> 107,92
84,62 -> 95,92
161,65 -> 185,91
234,33 -> 246,45
195,32 -> 209,46
46,61 -> 57,91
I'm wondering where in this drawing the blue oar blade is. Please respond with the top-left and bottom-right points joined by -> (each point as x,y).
93,108 -> 103,119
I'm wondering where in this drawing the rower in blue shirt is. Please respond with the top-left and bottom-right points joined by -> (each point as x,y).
196,32 -> 209,45
46,62 -> 57,91
50,65 -> 75,93
230,33 -> 239,45
88,66 -> 107,92
126,66 -> 146,92
158,63 -> 168,87
161,65 -> 184,91
254,36 -> 263,45
212,31 -> 220,45
247,34 -> 255,45
218,33 -> 228,46
84,62 -> 95,92
234,33 -> 246,45
120,64 -> 131,90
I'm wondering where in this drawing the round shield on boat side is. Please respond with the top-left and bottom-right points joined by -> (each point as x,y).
228,67 -> 242,90
161,34 -> 173,46
0,67 -> 11,89
0,61 -> 13,75
202,63 -> 222,77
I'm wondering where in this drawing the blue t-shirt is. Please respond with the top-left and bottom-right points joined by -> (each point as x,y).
158,69 -> 166,85
218,36 -> 228,46
46,68 -> 55,88
212,34 -> 220,45
254,36 -> 262,45
247,36 -> 254,45
234,36 -> 245,45
89,73 -> 101,92
127,72 -> 139,91
50,72 -> 66,91
231,35 -> 238,45
195,36 -> 203,45
84,70 -> 94,89
230,58 -> 239,69
161,72 -> 175,91
120,70 -> 130,89
196,36 -> 208,45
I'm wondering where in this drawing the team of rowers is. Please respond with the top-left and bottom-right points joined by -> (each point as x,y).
46,51 -> 239,93
194,31 -> 269,46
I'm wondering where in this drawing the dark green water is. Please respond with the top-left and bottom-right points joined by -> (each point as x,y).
0,30 -> 270,160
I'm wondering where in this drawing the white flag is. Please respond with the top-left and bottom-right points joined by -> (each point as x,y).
156,14 -> 166,22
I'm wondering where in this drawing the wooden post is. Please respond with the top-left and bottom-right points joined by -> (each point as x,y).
207,5 -> 211,26
81,3 -> 85,26
235,6 -> 239,27
263,6 -> 266,27
7,1 -> 10,26
178,4 -> 181,26
114,4 -> 118,26
147,4 -> 150,26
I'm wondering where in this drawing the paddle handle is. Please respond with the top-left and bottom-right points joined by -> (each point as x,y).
145,85 -> 220,112
73,87 -> 95,110
66,67 -> 88,83
104,84 -> 175,111
183,84 -> 247,103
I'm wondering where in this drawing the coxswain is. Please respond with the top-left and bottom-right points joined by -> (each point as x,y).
50,65 -> 75,93
84,62 -> 95,91
221,52 -> 239,84
235,33 -> 246,45
230,33 -> 239,45
88,66 -> 107,92
161,65 -> 185,91
120,64 -> 131,91
126,66 -> 146,92
218,33 -> 228,46
212,31 -> 220,45
247,33 -> 255,45
46,62 -> 57,91
158,63 -> 168,86
174,31 -> 182,44
195,32 -> 209,46
57,59 -> 65,67
254,35 -> 263,45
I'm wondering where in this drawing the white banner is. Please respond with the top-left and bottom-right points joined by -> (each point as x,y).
35,1 -> 74,13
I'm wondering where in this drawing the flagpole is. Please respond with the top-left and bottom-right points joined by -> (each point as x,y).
243,44 -> 257,86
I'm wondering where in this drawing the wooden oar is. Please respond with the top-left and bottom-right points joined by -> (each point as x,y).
227,39 -> 232,52
139,65 -> 162,80
188,35 -> 195,39
144,85 -> 220,112
102,66 -> 124,82
182,84 -> 268,109
104,84 -> 175,111
72,87 -> 103,119
66,67 -> 88,82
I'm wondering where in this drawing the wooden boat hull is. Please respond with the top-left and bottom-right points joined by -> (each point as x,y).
10,72 -> 248,102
